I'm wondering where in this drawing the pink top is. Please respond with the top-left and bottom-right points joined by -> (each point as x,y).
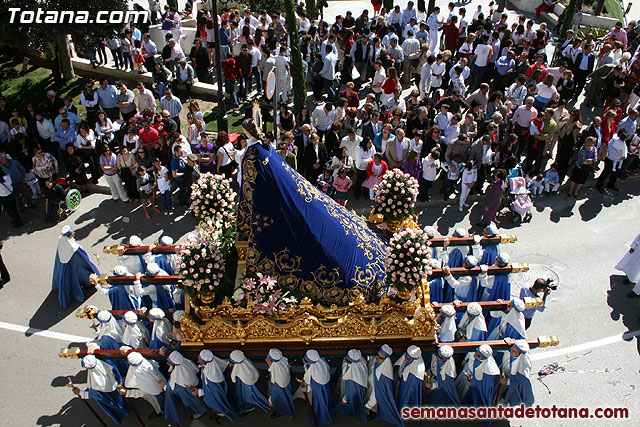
333,176 -> 353,192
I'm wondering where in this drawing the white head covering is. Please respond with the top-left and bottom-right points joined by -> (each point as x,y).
511,340 -> 532,377
113,265 -> 129,276
436,345 -> 456,380
96,310 -> 124,341
267,348 -> 291,388
475,345 -> 500,381
121,311 -> 148,348
501,298 -> 527,338
168,351 -> 199,389
200,350 -> 227,384
129,235 -> 143,247
142,252 -> 155,265
303,349 -> 331,385
125,352 -> 165,395
439,305 -> 457,342
496,252 -> 510,266
485,223 -> 499,237
173,310 -> 185,323
453,228 -> 468,238
149,308 -> 172,345
464,255 -> 479,268
160,236 -> 174,245
230,350 -> 260,385
342,349 -> 368,388
396,345 -> 425,382
56,226 -> 80,263
82,355 -> 118,393
147,262 -> 161,275
376,345 -> 394,380
423,226 -> 437,238
459,302 -> 487,339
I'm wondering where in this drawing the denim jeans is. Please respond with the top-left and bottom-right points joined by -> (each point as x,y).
160,191 -> 173,211
153,82 -> 166,98
322,77 -> 336,102
225,79 -> 239,108
252,66 -> 263,92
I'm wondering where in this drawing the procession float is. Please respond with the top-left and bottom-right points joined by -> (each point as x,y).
60,141 -> 559,362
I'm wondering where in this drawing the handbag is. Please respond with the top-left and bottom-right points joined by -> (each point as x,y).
222,146 -> 238,170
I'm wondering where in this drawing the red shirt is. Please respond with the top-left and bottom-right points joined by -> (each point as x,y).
381,78 -> 397,95
222,58 -> 241,81
339,90 -> 360,107
139,127 -> 158,151
525,63 -> 547,82
443,23 -> 459,48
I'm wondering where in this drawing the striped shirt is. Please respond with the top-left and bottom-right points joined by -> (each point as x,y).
160,96 -> 183,118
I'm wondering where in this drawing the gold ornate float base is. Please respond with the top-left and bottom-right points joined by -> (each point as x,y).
180,288 -> 436,357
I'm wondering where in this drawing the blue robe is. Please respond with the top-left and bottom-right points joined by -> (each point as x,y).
87,389 -> 129,425
455,276 -> 478,322
202,376 -> 239,422
269,382 -> 296,419
164,384 -> 208,424
468,326 -> 487,342
149,335 -> 172,352
331,380 -> 366,423
154,285 -> 176,312
52,248 -> 99,309
428,360 -> 460,407
397,372 -> 423,420
503,366 -> 534,407
428,277 -> 452,303
310,379 -> 333,426
462,359 -> 497,407
372,363 -> 403,427
484,274 -> 510,302
480,244 -> 499,266
154,254 -> 175,275
107,286 -> 140,311
230,379 -> 270,415
97,336 -> 128,380
447,248 -> 464,268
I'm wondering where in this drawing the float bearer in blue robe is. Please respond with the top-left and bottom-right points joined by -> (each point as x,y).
121,235 -> 147,274
229,349 -> 270,415
478,253 -> 512,301
439,228 -> 469,267
52,225 -> 99,309
73,355 -> 129,425
91,265 -> 142,311
426,345 -> 460,407
121,311 -> 149,349
299,349 -> 333,426
164,351 -> 208,424
458,302 -> 488,342
501,339 -> 535,407
488,298 -> 527,365
133,264 -> 176,312
90,310 -> 128,379
365,344 -> 403,427
332,349 -> 368,423
436,304 -> 457,343
424,226 -> 439,259
265,348 -> 296,420
475,223 -> 501,265
147,308 -> 173,352
196,349 -> 239,422
443,255 -> 480,306
123,351 -> 166,418
456,344 -> 500,407
153,236 -> 177,275
395,345 -> 425,417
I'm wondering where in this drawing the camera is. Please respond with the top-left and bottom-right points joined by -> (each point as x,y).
543,278 -> 558,291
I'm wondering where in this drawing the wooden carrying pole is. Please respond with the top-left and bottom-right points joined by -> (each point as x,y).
103,245 -> 177,256
427,234 -> 517,247
96,274 -> 181,286
429,263 -> 528,278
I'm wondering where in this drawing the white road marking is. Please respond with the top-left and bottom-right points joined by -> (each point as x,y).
531,329 -> 640,361
0,321 -> 93,343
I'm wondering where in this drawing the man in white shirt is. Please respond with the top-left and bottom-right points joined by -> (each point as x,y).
136,82 -> 156,112
321,34 -> 338,60
274,49 -> 291,104
312,102 -> 336,142
403,18 -> 420,40
401,2 -> 417,27
387,6 -> 402,34
426,7 -> 444,54
469,35 -> 493,90
402,31 -> 421,57
249,40 -> 263,93
320,45 -> 338,102
371,60 -> 386,102
512,97 -> 538,156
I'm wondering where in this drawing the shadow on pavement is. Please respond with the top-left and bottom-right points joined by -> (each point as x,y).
26,288 -> 96,337
607,274 -> 640,356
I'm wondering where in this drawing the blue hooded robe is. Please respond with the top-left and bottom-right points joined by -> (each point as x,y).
52,236 -> 99,309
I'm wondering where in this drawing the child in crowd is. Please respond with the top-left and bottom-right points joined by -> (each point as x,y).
317,168 -> 334,198
333,168 -> 353,206
153,157 -> 173,215
64,143 -> 87,194
544,163 -> 561,194
136,165 -> 160,219
419,150 -> 440,202
459,160 -> 477,211
526,170 -> 544,197
442,153 -> 463,200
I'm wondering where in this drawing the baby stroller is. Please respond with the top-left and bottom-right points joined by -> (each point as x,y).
49,177 -> 82,220
508,172 -> 532,223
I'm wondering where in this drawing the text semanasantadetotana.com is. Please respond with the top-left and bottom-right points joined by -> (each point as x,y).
401,405 -> 630,420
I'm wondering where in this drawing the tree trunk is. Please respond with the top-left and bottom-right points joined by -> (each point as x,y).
427,0 -> 436,15
577,0 -> 584,9
561,0 -> 578,35
283,0 -> 307,114
594,0 -> 605,15
497,0 -> 507,13
53,32 -> 74,80
306,0 -> 319,20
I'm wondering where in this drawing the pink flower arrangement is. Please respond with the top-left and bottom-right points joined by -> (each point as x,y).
177,235 -> 226,296
190,173 -> 237,225
372,169 -> 419,223
232,274 -> 298,316
385,228 -> 432,292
